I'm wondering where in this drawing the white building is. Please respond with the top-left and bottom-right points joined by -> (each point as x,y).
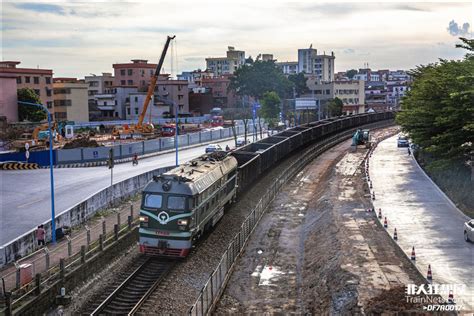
206,46 -> 245,76
297,47 -> 335,81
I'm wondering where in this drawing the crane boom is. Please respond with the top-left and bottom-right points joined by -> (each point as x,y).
137,35 -> 176,127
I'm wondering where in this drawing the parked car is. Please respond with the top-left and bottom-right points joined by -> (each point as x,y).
397,135 -> 409,147
236,138 -> 247,147
205,144 -> 222,153
464,219 -> 474,242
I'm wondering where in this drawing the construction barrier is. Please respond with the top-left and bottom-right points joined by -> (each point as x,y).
0,162 -> 39,170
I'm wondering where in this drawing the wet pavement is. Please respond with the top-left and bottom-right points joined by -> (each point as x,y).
370,134 -> 474,312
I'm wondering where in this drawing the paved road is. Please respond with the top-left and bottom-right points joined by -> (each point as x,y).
370,135 -> 473,312
0,136 -> 256,245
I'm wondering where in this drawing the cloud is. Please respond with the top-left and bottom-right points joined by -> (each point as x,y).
343,48 -> 355,54
14,3 -> 66,15
447,20 -> 470,36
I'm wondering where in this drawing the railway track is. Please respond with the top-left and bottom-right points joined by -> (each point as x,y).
90,257 -> 173,315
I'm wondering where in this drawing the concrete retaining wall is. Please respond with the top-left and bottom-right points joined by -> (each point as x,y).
0,166 -> 173,268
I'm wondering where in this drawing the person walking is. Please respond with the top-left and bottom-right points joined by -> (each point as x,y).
132,153 -> 139,166
407,147 -> 411,156
36,225 -> 45,247
225,145 -> 230,151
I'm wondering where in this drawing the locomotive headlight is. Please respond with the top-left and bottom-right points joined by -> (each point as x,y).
177,219 -> 188,226
177,219 -> 188,230
139,216 -> 149,222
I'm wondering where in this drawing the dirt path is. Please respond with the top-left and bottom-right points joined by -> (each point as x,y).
215,127 -> 428,314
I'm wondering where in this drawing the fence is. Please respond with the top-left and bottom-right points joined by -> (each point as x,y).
0,202 -> 139,313
189,120 -> 394,315
1,124 -> 265,167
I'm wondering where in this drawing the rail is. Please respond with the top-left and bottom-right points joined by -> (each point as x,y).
188,120 -> 394,315
90,257 -> 173,315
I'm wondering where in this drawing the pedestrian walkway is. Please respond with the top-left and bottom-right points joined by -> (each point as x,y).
0,195 -> 141,294
370,135 -> 473,313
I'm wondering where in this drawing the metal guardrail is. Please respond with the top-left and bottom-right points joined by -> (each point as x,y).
0,204 -> 140,314
188,121 -> 394,316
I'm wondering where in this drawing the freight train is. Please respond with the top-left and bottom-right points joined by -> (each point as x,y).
138,112 -> 395,257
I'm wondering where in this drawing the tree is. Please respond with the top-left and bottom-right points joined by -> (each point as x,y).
260,91 -> 281,128
346,69 -> 358,79
396,38 -> 474,169
288,73 -> 308,96
328,97 -> 344,117
229,60 -> 293,99
18,88 -> 47,122
224,106 -> 252,146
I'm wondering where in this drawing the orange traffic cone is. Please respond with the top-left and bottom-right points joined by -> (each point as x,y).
378,208 -> 382,219
393,228 -> 398,240
427,264 -> 433,281
410,246 -> 416,260
448,290 -> 454,304
383,217 -> 388,228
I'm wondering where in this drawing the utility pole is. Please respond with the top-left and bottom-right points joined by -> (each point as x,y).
108,148 -> 114,187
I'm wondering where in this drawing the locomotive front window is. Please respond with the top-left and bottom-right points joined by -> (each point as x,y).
144,194 -> 163,209
168,196 -> 186,210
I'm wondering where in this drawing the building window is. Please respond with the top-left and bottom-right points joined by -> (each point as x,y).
128,69 -> 133,76
46,88 -> 52,97
34,89 -> 41,96
104,101 -> 108,106
45,77 -> 51,84
25,76 -> 30,83
128,80 -> 133,85
178,95 -> 183,100
178,85 -> 182,91
135,108 -> 139,115
127,108 -> 131,115
134,96 -> 138,102
46,101 -> 53,108
121,80 -> 126,85
17,77 -> 22,84
150,70 -> 153,76
53,88 -> 71,94
120,69 -> 126,76
115,100 -> 117,105
34,77 -> 39,84
53,100 -> 71,106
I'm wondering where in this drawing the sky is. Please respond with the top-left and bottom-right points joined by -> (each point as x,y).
1,0 -> 473,78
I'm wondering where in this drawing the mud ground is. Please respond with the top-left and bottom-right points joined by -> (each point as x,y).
215,127 -> 432,314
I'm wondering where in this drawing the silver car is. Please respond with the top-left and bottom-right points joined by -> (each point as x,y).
464,219 -> 474,242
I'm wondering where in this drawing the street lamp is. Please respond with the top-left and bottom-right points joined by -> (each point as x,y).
175,102 -> 179,167
18,101 -> 57,244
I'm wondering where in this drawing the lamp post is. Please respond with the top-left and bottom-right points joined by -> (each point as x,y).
175,102 -> 179,167
18,101 -> 57,244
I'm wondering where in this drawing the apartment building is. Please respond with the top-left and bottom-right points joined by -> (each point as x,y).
305,78 -> 366,114
201,75 -> 238,109
298,48 -> 335,81
52,78 -> 89,121
154,75 -> 190,114
0,61 -> 54,111
206,46 -> 245,76
113,59 -> 157,91
85,72 -> 114,120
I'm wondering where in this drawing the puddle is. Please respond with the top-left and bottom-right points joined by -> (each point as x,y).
251,264 -> 287,286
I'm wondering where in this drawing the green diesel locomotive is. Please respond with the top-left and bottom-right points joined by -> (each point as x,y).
139,151 -> 238,257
